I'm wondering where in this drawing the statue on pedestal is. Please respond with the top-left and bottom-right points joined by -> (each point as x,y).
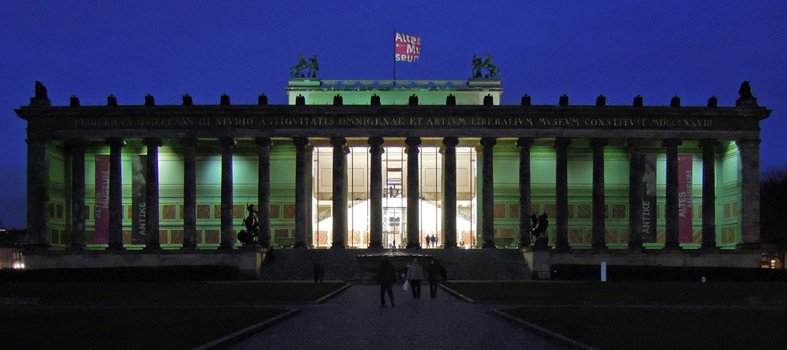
307,55 -> 319,78
471,55 -> 483,78
290,54 -> 320,78
530,213 -> 549,248
290,55 -> 309,78
736,81 -> 758,106
482,55 -> 499,78
471,55 -> 500,78
238,204 -> 260,245
35,81 -> 48,99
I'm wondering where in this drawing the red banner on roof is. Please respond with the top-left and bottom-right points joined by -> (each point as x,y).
395,32 -> 421,62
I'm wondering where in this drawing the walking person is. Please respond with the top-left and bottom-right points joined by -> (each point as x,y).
312,262 -> 325,283
378,257 -> 396,308
427,260 -> 447,299
405,258 -> 424,299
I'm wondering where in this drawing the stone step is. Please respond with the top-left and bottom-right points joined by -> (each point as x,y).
259,248 -> 530,281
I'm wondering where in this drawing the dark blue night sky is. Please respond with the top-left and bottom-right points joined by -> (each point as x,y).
1,1 -> 786,227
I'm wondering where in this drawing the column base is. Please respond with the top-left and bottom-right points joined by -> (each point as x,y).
406,243 -> 421,249
443,242 -> 457,248
736,243 -> 761,251
217,243 -> 235,251
143,244 -> 161,251
181,243 -> 197,250
591,243 -> 608,251
331,243 -> 345,249
662,244 -> 682,252
482,241 -> 496,248
628,246 -> 647,253
293,241 -> 308,249
367,242 -> 384,250
67,245 -> 85,252
700,243 -> 719,252
553,244 -> 571,253
106,243 -> 124,251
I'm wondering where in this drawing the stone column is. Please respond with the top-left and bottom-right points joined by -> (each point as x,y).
182,138 -> 197,249
441,137 -> 459,248
331,137 -> 348,248
305,145 -> 314,248
481,137 -> 496,248
294,137 -> 310,248
219,137 -> 235,250
554,138 -> 571,251
405,137 -> 421,249
737,138 -> 761,248
591,138 -> 607,250
26,138 -> 49,250
255,137 -> 272,248
368,137 -> 385,249
700,139 -> 718,250
663,138 -> 682,250
517,138 -> 533,248
107,138 -> 124,250
143,137 -> 162,250
68,139 -> 86,250
627,140 -> 644,250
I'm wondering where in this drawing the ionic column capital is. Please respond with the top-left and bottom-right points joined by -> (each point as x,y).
591,138 -> 608,149
480,137 -> 497,147
294,137 -> 311,148
662,138 -> 682,148
220,137 -> 236,149
699,138 -> 719,149
516,137 -> 533,149
554,138 -> 571,149
142,137 -> 162,147
254,137 -> 272,147
442,136 -> 459,147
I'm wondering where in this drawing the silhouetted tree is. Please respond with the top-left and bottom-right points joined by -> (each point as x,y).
761,165 -> 787,248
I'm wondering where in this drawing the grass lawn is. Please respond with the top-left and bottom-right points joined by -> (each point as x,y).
1,307 -> 286,350
0,282 -> 347,349
503,307 -> 787,350
448,282 -> 787,350
447,281 -> 787,304
0,281 -> 346,304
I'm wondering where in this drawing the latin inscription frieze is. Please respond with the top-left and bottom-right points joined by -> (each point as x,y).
64,115 -> 722,131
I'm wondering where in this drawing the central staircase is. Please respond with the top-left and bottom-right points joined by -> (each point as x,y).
259,248 -> 530,281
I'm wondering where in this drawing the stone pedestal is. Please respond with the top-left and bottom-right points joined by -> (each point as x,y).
522,248 -> 551,280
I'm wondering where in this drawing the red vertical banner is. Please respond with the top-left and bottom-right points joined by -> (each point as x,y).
678,154 -> 693,243
94,155 -> 110,244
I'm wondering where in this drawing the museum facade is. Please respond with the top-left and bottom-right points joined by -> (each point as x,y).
15,78 -> 771,274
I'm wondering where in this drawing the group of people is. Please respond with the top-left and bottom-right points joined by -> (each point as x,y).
423,234 -> 439,248
378,257 -> 447,308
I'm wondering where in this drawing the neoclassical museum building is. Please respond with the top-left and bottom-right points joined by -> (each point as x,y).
14,76 -> 771,278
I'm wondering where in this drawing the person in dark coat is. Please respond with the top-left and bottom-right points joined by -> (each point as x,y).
313,262 -> 325,283
426,260 -> 447,299
378,257 -> 397,308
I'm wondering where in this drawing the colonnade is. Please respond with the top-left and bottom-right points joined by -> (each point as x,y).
26,135 -> 762,251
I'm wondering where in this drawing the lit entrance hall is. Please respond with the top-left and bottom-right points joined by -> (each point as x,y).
312,142 -> 477,249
